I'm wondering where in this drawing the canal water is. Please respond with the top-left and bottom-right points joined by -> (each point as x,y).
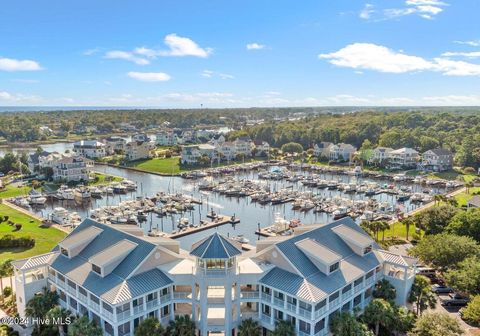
27,165 -> 447,250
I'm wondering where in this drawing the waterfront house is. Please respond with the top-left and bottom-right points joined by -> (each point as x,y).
327,143 -> 356,162
103,137 -> 127,155
234,138 -> 253,158
27,151 -> 52,173
418,148 -> 453,172
156,130 -> 179,146
209,134 -> 226,147
387,148 -> 419,169
254,140 -> 270,157
132,133 -> 150,143
125,141 -> 151,162
14,217 -> 416,336
180,144 -> 216,165
53,156 -> 92,182
313,142 -> 333,158
368,147 -> 394,165
73,140 -> 107,159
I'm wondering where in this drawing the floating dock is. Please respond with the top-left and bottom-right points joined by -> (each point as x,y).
167,214 -> 240,239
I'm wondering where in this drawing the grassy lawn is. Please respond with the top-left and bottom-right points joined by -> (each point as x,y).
0,184 -> 31,199
454,187 -> 480,207
128,157 -> 187,174
90,172 -> 123,185
0,204 -> 66,260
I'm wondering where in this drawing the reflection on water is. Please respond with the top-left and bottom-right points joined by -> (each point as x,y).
28,164 -> 447,250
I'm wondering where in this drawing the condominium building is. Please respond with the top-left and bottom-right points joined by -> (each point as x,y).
388,148 -> 419,169
14,217 -> 416,336
53,156 -> 93,182
73,140 -> 107,159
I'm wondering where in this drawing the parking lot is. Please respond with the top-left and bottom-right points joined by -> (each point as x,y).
432,292 -> 479,335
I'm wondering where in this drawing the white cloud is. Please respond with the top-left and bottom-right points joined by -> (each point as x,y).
0,90 -> 42,103
422,95 -> 480,105
104,51 -> 150,65
359,4 -> 375,19
0,57 -> 42,71
319,43 -> 480,76
127,71 -> 171,82
135,34 -> 212,58
83,48 -> 101,56
454,40 -> 480,47
441,51 -> 480,58
319,43 -> 432,73
361,0 -> 447,21
201,70 -> 234,79
246,43 -> 266,50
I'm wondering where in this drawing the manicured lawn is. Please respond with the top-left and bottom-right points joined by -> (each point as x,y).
128,157 -> 187,174
428,169 -> 477,182
0,183 -> 31,199
0,204 -> 66,260
90,172 -> 123,185
454,187 -> 480,207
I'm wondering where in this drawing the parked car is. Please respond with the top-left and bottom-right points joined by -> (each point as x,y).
441,293 -> 470,307
418,266 -> 436,278
431,284 -> 453,294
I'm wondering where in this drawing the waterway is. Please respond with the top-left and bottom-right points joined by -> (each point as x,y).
26,165 -> 447,251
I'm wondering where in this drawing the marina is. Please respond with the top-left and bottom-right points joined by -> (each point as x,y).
6,162 -> 461,250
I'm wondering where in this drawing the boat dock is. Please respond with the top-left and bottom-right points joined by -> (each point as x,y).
167,214 -> 240,239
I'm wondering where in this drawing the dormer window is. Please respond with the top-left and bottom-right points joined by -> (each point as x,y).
60,247 -> 69,257
92,264 -> 102,275
329,262 -> 340,273
364,245 -> 373,255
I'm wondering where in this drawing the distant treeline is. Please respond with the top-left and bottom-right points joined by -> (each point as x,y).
227,111 -> 480,168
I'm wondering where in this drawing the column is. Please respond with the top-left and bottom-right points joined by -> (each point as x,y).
225,283 -> 233,335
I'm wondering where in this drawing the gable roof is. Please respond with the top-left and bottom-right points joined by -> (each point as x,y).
190,232 -> 242,259
425,148 -> 452,156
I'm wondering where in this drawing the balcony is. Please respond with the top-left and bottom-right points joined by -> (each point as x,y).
146,300 -> 159,310
241,311 -> 258,320
240,291 -> 259,300
78,293 -> 88,303
173,292 -> 191,300
66,286 -> 76,296
133,304 -> 144,315
273,297 -> 284,308
365,276 -> 375,286
298,307 -> 312,319
342,290 -> 352,299
314,306 -> 327,318
116,310 -> 131,322
353,283 -> 363,293
286,302 -> 296,313
102,309 -> 114,321
261,293 -> 272,302
261,314 -> 272,324
329,298 -> 340,309
160,294 -> 172,303
90,301 -> 100,312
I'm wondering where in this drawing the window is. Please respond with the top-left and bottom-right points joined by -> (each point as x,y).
364,245 -> 373,255
147,292 -> 158,302
92,264 -> 101,275
103,302 -> 113,313
67,280 -> 76,290
329,262 -> 340,273
287,296 -> 297,305
78,287 -> 87,297
366,270 -> 374,279
57,274 -> 65,282
69,297 -> 77,310
299,300 -> 312,311
262,304 -> 271,316
262,286 -> 271,295
342,284 -> 352,294
116,303 -> 130,315
162,305 -> 169,316
118,322 -> 130,335
90,295 -> 100,305
48,268 -> 56,277
315,319 -> 325,333
315,300 -> 326,311
354,278 -> 363,287
133,298 -> 143,307
299,320 -> 310,333
329,291 -> 340,302
60,247 -> 69,257
161,288 -> 169,296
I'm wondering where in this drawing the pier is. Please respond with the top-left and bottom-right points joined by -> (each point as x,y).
166,214 -> 240,239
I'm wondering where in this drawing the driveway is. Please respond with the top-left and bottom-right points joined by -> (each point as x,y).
431,293 -> 479,335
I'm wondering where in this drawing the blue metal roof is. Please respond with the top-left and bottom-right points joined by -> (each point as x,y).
190,232 -> 242,259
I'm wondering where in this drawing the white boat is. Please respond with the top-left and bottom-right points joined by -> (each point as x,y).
55,186 -> 75,200
231,235 -> 250,244
74,187 -> 91,199
29,191 -> 47,205
51,207 -> 70,224
333,206 -> 348,220
273,213 -> 289,232
393,174 -> 406,182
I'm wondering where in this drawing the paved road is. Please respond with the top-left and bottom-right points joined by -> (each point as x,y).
431,293 -> 479,335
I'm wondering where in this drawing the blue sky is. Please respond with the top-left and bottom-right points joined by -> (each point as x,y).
1,0 -> 480,107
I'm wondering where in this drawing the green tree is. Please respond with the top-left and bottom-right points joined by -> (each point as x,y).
408,312 -> 464,336
409,234 -> 480,271
392,306 -> 416,335
67,316 -> 102,336
238,318 -> 260,336
362,299 -> 394,336
447,208 -> 480,242
461,295 -> 480,326
280,142 -> 303,154
167,315 -> 195,336
412,205 -> 458,235
331,311 -> 373,336
46,306 -> 73,336
401,217 -> 415,241
272,320 -> 296,336
134,317 -> 165,336
25,287 -> 59,320
372,279 -> 396,303
445,256 -> 480,296
409,276 -> 436,316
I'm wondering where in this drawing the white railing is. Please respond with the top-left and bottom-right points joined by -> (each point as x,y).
241,291 -> 260,299
273,297 -> 284,307
67,286 -> 76,296
329,298 -> 340,309
261,314 -> 271,324
342,290 -> 352,299
102,309 -> 114,321
146,300 -> 158,310
173,292 -> 190,300
286,302 -> 296,313
160,294 -> 172,303
365,277 -> 375,286
314,306 -> 327,318
298,307 -> 312,319
354,283 -> 363,293
133,305 -> 144,315
116,310 -> 131,321
90,301 -> 100,312
78,293 -> 88,303
241,312 -> 258,320
261,293 -> 272,302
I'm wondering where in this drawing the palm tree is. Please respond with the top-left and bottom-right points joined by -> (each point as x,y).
378,221 -> 390,241
409,275 -> 437,316
362,299 -> 394,336
68,316 -> 103,336
167,315 -> 196,336
238,318 -> 260,336
135,316 -> 165,336
3,260 -> 13,290
401,217 -> 414,241
466,181 -> 474,194
46,306 -> 72,336
331,311 -> 372,336
272,320 -> 295,336
25,287 -> 59,319
372,279 -> 396,303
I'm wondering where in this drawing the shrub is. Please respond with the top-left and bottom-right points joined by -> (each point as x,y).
13,224 -> 22,231
464,167 -> 476,174
0,235 -> 35,248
